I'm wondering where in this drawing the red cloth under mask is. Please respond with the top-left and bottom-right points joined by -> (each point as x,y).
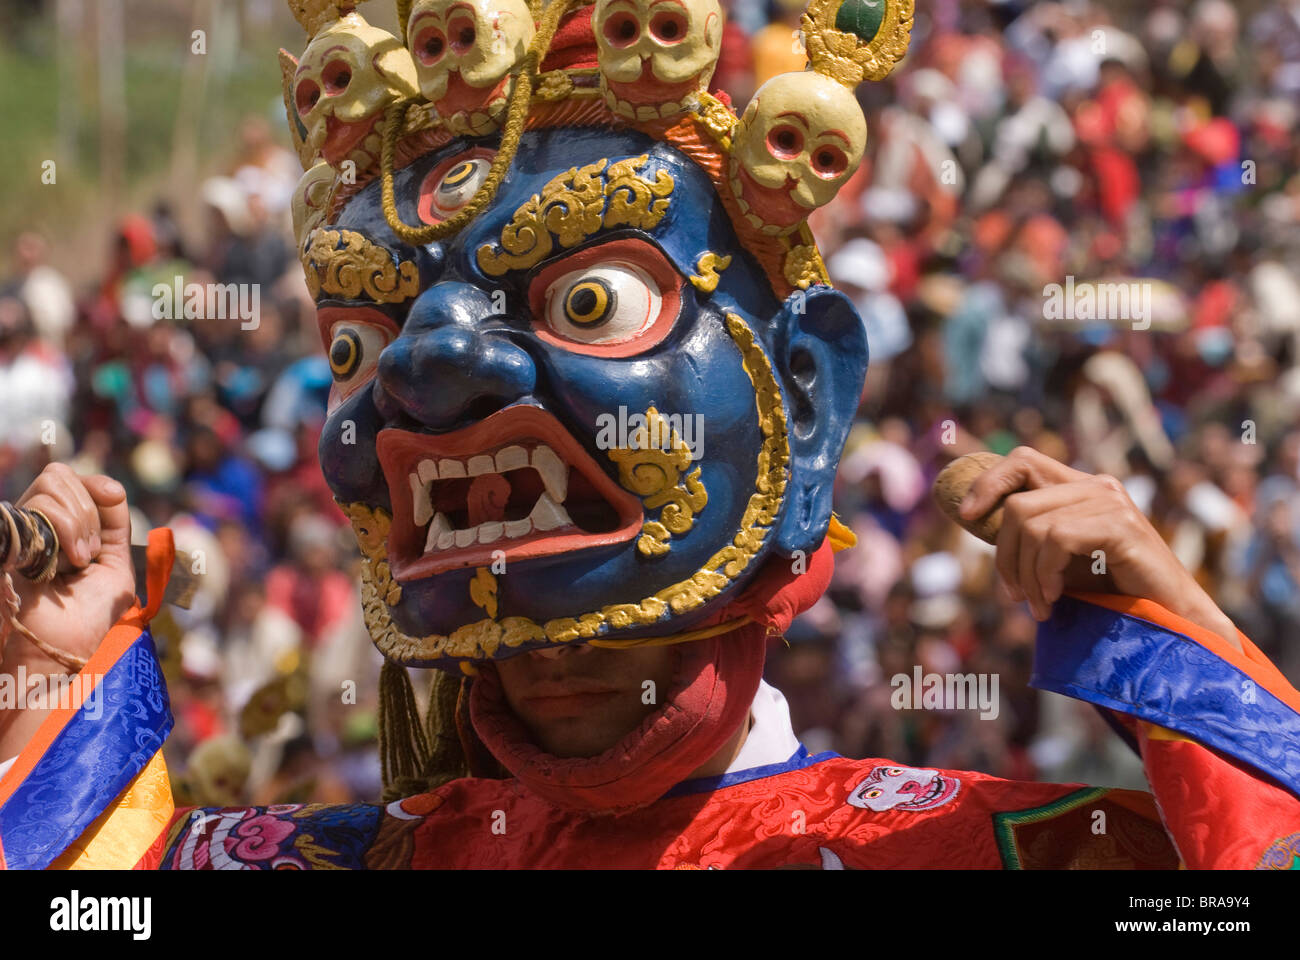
469,538 -> 836,814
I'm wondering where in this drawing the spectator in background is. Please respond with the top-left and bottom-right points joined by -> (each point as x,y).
266,512 -> 356,650
5,232 -> 76,348
2,0 -> 1300,804
749,0 -> 806,89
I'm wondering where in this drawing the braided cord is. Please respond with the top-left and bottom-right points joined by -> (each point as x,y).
379,0 -> 582,245
395,0 -> 412,42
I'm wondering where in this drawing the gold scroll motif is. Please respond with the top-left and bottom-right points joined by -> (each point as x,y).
687,90 -> 738,144
342,312 -> 788,664
302,229 -> 421,303
469,567 -> 499,620
689,251 -> 732,293
287,0 -> 350,34
607,406 -> 708,557
784,243 -> 824,290
476,155 -> 674,276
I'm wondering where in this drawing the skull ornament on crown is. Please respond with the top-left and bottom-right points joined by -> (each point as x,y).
407,0 -> 536,136
291,160 -> 338,253
290,11 -> 419,169
593,0 -> 723,120
729,71 -> 867,236
725,0 -> 915,235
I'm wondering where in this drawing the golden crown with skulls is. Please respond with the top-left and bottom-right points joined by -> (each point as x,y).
281,0 -> 913,299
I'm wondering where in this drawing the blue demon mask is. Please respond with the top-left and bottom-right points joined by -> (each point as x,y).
314,125 -> 866,669
282,0 -> 913,671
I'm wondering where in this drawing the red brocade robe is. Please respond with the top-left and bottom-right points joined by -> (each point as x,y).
1,534 -> 1299,869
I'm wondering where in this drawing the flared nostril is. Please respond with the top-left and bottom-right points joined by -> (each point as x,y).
463,395 -> 512,423
373,282 -> 537,431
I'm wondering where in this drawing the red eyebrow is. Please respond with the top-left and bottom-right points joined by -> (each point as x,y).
297,44 -> 349,77
316,306 -> 401,353
818,129 -> 851,146
774,111 -> 810,128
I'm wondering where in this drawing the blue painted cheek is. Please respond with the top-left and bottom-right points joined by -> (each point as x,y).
540,311 -> 761,452
534,308 -> 770,566
319,384 -> 388,508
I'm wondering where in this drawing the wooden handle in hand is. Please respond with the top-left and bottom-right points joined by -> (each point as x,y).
932,452 -> 1007,544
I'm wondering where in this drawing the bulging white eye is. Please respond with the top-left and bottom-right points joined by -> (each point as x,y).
543,262 -> 662,345
328,321 -> 390,388
430,157 -> 490,218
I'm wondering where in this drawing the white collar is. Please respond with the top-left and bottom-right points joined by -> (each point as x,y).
724,680 -> 802,774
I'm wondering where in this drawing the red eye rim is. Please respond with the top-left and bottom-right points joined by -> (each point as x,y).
447,15 -> 477,54
603,10 -> 641,48
767,124 -> 804,160
295,78 -> 321,117
416,147 -> 497,225
527,238 -> 682,358
316,306 -> 399,358
321,59 -> 352,95
810,142 -> 849,178
317,307 -> 399,412
413,24 -> 447,65
649,9 -> 688,44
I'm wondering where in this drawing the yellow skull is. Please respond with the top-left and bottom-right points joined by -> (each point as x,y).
594,0 -> 722,120
728,71 -> 867,234
292,12 -> 419,168
408,0 -> 534,133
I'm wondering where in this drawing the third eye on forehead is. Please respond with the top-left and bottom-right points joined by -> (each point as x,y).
442,161 -> 477,191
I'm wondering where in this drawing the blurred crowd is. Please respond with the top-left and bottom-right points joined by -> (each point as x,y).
759,0 -> 1300,790
2,0 -> 1299,803
1,114 -> 380,806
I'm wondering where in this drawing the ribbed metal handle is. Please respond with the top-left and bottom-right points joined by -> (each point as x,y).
0,501 -> 61,583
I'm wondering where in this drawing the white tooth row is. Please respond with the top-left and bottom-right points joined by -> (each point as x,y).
406,444 -> 573,553
420,492 -> 571,552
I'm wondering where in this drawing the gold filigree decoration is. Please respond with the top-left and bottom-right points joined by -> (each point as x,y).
604,156 -> 674,229
784,243 -> 822,289
534,69 -> 576,100
803,0 -> 915,87
607,406 -> 708,557
342,312 -> 787,665
470,567 -> 499,619
287,0 -> 348,34
400,100 -> 441,137
476,155 -> 674,276
796,224 -> 832,285
688,90 -> 738,144
341,501 -> 402,606
301,228 -> 420,303
689,251 -> 732,293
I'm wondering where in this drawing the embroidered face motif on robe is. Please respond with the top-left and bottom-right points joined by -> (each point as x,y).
847,765 -> 962,812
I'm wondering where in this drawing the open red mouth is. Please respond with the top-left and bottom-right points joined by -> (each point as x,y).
377,405 -> 645,582
606,59 -> 707,111
321,113 -> 378,166
733,163 -> 808,229
435,71 -> 510,119
898,775 -> 957,810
